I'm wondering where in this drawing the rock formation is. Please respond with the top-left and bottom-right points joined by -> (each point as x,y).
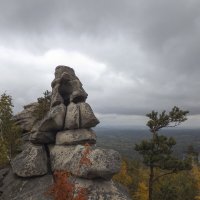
0,66 -> 131,200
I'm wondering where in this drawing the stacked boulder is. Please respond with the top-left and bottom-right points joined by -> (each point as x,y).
0,66 -> 131,200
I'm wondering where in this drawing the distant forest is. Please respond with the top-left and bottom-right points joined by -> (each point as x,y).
95,127 -> 200,160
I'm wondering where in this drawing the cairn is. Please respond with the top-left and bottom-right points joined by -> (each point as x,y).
0,66 -> 131,200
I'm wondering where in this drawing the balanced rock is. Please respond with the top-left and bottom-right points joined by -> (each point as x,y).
49,145 -> 121,180
51,66 -> 88,108
38,103 -> 66,132
0,65 -> 129,200
11,144 -> 48,177
56,129 -> 96,145
55,65 -> 75,79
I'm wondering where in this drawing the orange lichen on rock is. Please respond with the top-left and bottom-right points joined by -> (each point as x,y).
79,143 -> 92,167
46,170 -> 88,200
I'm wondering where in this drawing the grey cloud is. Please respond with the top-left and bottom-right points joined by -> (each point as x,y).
0,0 -> 200,125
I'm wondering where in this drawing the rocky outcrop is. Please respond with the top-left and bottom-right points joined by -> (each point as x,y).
0,170 -> 53,200
38,103 -> 66,132
11,144 -> 48,177
0,66 -> 131,200
13,102 -> 38,133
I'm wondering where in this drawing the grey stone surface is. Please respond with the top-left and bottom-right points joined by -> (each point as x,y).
49,145 -> 121,180
68,177 -> 131,200
56,129 -> 96,145
79,102 -> 99,128
30,131 -> 56,144
70,88 -> 88,103
68,79 -> 88,103
0,171 -> 53,200
64,102 -> 80,129
11,144 -> 48,177
0,168 -> 9,188
55,65 -> 75,79
13,102 -> 38,132
50,84 -> 64,107
38,104 -> 66,132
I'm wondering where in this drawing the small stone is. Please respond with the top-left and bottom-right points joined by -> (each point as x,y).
56,129 -> 96,145
79,102 -> 99,128
38,103 -> 66,132
11,144 -> 48,177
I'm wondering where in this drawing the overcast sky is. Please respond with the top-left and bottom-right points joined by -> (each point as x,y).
0,0 -> 200,128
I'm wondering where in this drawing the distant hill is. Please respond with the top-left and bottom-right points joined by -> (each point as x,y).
95,127 -> 200,160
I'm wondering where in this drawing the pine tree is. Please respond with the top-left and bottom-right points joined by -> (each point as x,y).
0,92 -> 21,165
135,106 -> 191,200
33,90 -> 51,122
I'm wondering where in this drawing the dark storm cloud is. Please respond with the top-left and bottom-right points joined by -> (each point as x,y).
0,0 -> 200,120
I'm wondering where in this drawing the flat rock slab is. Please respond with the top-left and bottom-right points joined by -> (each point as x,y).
49,145 -> 121,180
0,171 -> 53,200
56,129 -> 96,145
11,144 -> 48,177
38,104 -> 66,132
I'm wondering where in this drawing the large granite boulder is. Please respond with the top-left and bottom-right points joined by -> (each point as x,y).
13,102 -> 38,132
49,145 -> 121,180
38,104 -> 66,132
11,144 -> 48,177
0,171 -> 53,200
56,129 -> 96,145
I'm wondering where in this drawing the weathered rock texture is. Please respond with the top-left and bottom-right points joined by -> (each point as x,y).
1,66 -> 131,200
11,144 -> 48,177
49,145 -> 121,180
0,170 -> 53,200
13,102 -> 38,133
